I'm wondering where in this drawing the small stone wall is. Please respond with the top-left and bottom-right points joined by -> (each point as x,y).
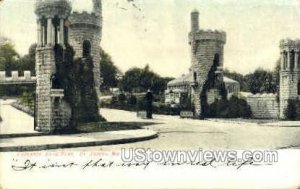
246,94 -> 279,119
0,71 -> 36,84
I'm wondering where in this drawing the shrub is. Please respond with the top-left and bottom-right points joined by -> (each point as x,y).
127,95 -> 137,107
117,93 -> 126,108
162,103 -> 180,115
207,96 -> 252,118
179,94 -> 192,111
137,97 -> 147,111
110,96 -> 118,107
284,99 -> 299,120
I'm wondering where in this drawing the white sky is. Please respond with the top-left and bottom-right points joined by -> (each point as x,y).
0,0 -> 300,77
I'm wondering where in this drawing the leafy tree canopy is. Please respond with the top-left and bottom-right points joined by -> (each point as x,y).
100,48 -> 122,91
224,58 -> 280,94
120,64 -> 173,94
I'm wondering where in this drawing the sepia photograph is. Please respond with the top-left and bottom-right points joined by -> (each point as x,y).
0,0 -> 300,188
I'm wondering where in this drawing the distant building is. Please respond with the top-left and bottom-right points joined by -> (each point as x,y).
165,73 -> 240,105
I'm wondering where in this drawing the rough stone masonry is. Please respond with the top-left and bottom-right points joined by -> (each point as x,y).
34,0 -> 102,132
189,10 -> 226,118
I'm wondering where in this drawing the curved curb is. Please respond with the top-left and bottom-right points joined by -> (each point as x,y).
0,131 -> 158,152
0,133 -> 48,139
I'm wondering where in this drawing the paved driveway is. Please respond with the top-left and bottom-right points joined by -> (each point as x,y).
62,108 -> 300,151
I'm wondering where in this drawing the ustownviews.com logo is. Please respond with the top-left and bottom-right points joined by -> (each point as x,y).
121,148 -> 278,169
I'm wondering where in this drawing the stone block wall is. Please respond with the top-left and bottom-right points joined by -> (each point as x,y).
246,94 -> 279,119
35,47 -> 54,132
69,12 -> 102,99
70,12 -> 100,27
190,30 -> 226,118
32,0 -> 102,133
192,87 -> 201,117
279,71 -> 300,118
52,99 -> 71,130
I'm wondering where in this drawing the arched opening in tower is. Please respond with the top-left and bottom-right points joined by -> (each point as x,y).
214,54 -> 220,67
284,51 -> 288,70
193,72 -> 197,83
41,17 -> 47,46
298,52 -> 300,69
52,16 -> 60,45
290,50 -> 295,71
83,40 -> 91,58
298,80 -> 300,96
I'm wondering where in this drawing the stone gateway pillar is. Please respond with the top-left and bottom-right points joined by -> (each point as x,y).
279,39 -> 300,119
188,9 -> 226,118
34,0 -> 72,133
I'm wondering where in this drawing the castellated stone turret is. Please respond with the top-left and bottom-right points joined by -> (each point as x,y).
35,0 -> 72,132
279,39 -> 300,118
68,0 -> 102,99
188,9 -> 227,118
93,0 -> 102,16
191,9 -> 199,33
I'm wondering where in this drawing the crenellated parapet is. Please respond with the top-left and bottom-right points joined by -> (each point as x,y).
190,30 -> 226,44
92,0 -> 102,17
280,39 -> 300,51
247,93 -> 277,98
35,0 -> 71,19
69,11 -> 101,29
279,39 -> 300,72
0,71 -> 36,85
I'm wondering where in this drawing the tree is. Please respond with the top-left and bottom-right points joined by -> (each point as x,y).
0,43 -> 19,73
120,65 -> 171,94
127,95 -> 137,107
16,43 -> 36,75
245,68 -> 277,94
0,43 -> 35,97
224,69 -> 248,91
120,67 -> 142,93
117,93 -> 126,107
100,48 -> 121,91
224,59 -> 280,94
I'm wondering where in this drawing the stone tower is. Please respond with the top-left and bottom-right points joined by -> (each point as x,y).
69,0 -> 102,99
279,39 -> 300,118
35,0 -> 72,132
93,0 -> 102,16
188,9 -> 226,118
